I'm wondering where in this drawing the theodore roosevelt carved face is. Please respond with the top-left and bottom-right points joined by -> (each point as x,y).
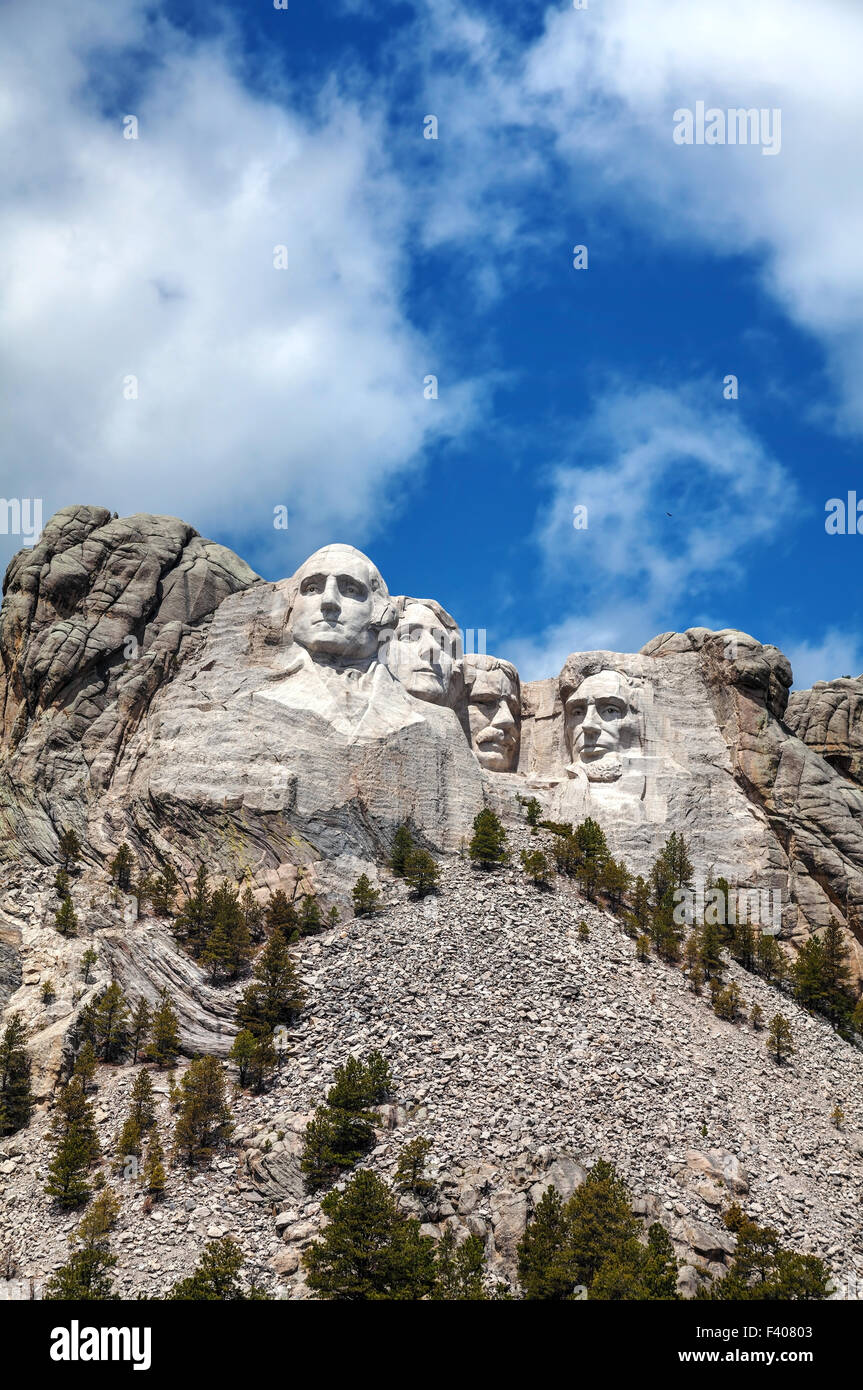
463,654 -> 521,772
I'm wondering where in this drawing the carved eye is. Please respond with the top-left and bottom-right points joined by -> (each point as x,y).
569,704 -> 587,721
600,703 -> 623,719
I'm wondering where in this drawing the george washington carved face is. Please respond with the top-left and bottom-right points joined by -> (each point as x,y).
287,544 -> 392,664
562,670 -> 643,782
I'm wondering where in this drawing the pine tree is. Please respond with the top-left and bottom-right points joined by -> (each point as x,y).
404,849 -> 441,898
129,997 -> 151,1063
298,894 -> 323,936
566,1161 -> 641,1288
730,920 -> 757,972
390,824 -> 414,877
129,1068 -> 156,1133
0,1013 -> 33,1136
468,808 -> 509,869
203,880 -> 252,979
173,1056 -> 233,1164
713,982 -> 742,1022
698,918 -> 726,981
58,828 -> 82,871
55,868 -> 70,899
702,1209 -> 830,1300
91,982 -> 129,1061
236,929 -> 304,1037
524,797 -> 541,828
351,873 -> 381,917
167,1236 -> 269,1300
767,1012 -> 794,1064
115,1115 -> 143,1174
394,1136 -> 435,1195
300,1052 -> 391,1191
520,848 -> 552,888
148,990 -> 181,1067
750,1002 -> 765,1031
55,896 -> 78,938
517,1186 -> 578,1300
45,1078 -> 100,1209
44,1191 -> 119,1301
432,1229 -> 488,1300
756,931 -> 786,983
820,919 -> 855,1026
631,875 -> 651,932
80,946 -> 98,982
601,858 -> 631,910
636,933 -> 651,962
240,885 -> 265,942
793,936 -> 827,1014
265,889 -> 300,939
228,1029 -> 257,1087
143,1128 -> 167,1196
175,864 -> 212,955
72,1040 -> 97,1093
110,841 -> 135,892
150,862 -> 180,917
302,1170 -> 437,1300
830,1103 -> 845,1129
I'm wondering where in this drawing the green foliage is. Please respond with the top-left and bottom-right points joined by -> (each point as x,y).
40,978 -> 55,1004
265,889 -> 299,939
523,797 -> 542,828
236,927 -> 304,1038
792,920 -> 855,1030
110,841 -> 135,892
87,982 -> 130,1061
201,880 -> 253,981
129,996 -> 151,1063
351,873 -> 382,917
300,1052 -> 392,1191
147,990 -> 180,1067
577,921 -> 590,942
0,1013 -> 33,1136
72,1040 -> 97,1093
44,1191 -> 119,1302
390,824 -> 414,877
394,1137 -> 435,1195
636,933 -> 651,962
54,896 -> 78,938
520,848 -> 552,887
767,1012 -> 794,1064
299,894 -> 323,936
173,1055 -> 234,1165
58,827 -> 82,871
174,864 -> 212,955
404,848 -> 441,898
44,1077 -> 101,1209
80,946 -> 98,982
302,1170 -> 438,1300
468,808 -> 509,869
712,981 -> 742,1022
432,1229 -> 488,1300
750,1002 -> 765,1031
602,857 -> 631,909
167,1236 -> 269,1300
701,1208 -> 830,1300
143,1128 -> 167,1195
229,1028 -> 277,1092
517,1162 -> 680,1302
54,868 -> 70,899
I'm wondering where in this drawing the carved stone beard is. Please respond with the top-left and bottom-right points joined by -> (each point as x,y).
567,753 -> 623,783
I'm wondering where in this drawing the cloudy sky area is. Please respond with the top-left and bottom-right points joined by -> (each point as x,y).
1,0 -> 861,686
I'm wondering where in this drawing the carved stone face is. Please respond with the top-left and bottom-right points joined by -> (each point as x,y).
564,671 -> 640,781
387,602 -> 456,703
467,665 -> 520,772
289,544 -> 382,662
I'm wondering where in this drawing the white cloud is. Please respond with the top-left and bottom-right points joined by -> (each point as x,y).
781,630 -> 863,691
0,0 -> 480,571
503,384 -> 797,679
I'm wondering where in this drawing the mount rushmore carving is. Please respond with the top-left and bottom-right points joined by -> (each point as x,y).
1,505 -> 863,986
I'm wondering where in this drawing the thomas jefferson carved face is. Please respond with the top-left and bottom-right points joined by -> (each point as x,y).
387,602 -> 457,703
464,657 -> 520,772
564,671 -> 641,782
289,545 -> 387,663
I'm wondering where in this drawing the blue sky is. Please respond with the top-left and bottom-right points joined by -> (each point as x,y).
2,0 -> 861,685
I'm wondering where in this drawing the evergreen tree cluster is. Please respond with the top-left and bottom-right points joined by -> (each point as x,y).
516,1161 -> 680,1301
300,1051 -> 393,1192
0,1013 -> 33,1137
390,824 -> 441,898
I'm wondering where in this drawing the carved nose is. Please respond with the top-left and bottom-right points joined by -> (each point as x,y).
320,577 -> 340,612
492,704 -> 515,730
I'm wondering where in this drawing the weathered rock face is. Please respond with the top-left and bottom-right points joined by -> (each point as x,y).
787,677 -> 863,789
518,628 -> 863,982
0,505 -> 260,863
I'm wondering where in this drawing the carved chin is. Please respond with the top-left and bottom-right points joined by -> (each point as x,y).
476,746 -> 515,771
569,753 -> 623,782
